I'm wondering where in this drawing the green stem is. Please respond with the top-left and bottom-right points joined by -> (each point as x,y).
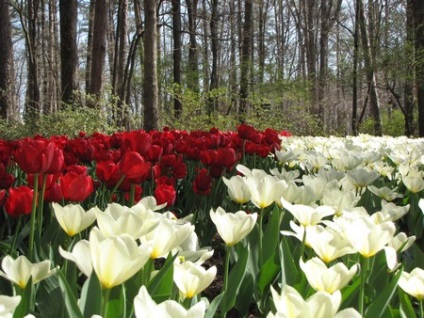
37,174 -> 47,240
219,245 -> 232,318
419,299 -> 423,318
29,174 -> 39,261
10,216 -> 22,255
299,226 -> 307,263
129,183 -> 135,206
259,208 -> 264,268
109,174 -> 126,203
223,245 -> 231,294
102,288 -> 111,317
359,256 -> 369,316
142,258 -> 154,285
182,297 -> 192,309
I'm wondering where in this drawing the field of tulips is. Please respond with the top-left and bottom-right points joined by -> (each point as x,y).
0,124 -> 423,318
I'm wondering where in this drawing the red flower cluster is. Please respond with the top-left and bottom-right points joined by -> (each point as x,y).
0,124 -> 290,216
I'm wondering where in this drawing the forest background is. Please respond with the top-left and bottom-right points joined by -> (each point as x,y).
1,0 -> 424,138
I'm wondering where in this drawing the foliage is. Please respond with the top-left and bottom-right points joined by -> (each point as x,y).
0,106 -> 118,140
359,109 -> 414,137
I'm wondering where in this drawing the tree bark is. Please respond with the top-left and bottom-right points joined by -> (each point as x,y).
358,0 -> 382,136
412,0 -> 424,136
209,0 -> 219,116
143,0 -> 159,130
112,0 -> 129,126
258,0 -> 269,84
87,0 -> 109,106
85,0 -> 95,93
24,0 -> 41,123
59,0 -> 79,106
404,0 -> 414,136
172,0 -> 182,118
186,0 -> 199,92
0,0 -> 15,120
239,0 -> 253,117
352,0 -> 360,135
318,0 -> 342,126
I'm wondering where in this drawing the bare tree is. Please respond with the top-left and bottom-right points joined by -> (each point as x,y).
24,0 -> 41,123
412,0 -> 424,136
239,0 -> 253,117
59,0 -> 79,106
143,0 -> 159,130
317,0 -> 343,125
0,0 -> 15,119
209,0 -> 219,116
172,0 -> 182,118
87,0 -> 109,106
186,0 -> 199,92
358,0 -> 382,136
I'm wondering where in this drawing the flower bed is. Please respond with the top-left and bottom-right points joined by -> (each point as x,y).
0,127 -> 423,317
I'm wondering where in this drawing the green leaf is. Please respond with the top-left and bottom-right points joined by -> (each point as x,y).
398,289 -> 417,318
13,277 -> 33,318
262,205 -> 281,264
279,238 -> 298,286
205,292 -> 225,318
413,245 -> 424,268
235,271 -> 254,316
245,223 -> 260,283
36,277 -> 65,318
258,252 -> 280,296
220,243 -> 249,313
341,277 -> 361,309
364,269 -> 402,318
79,273 -> 102,318
147,252 -> 178,302
57,270 -> 84,318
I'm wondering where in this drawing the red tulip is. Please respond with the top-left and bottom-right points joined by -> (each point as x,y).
193,168 -> 212,195
154,183 -> 176,207
0,189 -> 6,206
123,184 -> 143,202
96,160 -> 119,183
14,138 -> 56,175
44,183 -> 63,203
119,151 -> 151,183
122,130 -> 152,155
45,146 -> 64,174
237,123 -> 262,143
60,166 -> 94,202
159,154 -> 187,179
4,186 -> 34,217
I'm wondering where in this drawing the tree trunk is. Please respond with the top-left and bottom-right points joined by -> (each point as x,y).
208,0 -> 219,117
318,0 -> 342,127
404,0 -> 414,136
0,0 -> 15,120
186,0 -> 199,92
239,0 -> 253,117
59,0 -> 79,106
85,0 -> 95,93
143,0 -> 159,130
358,0 -> 382,136
87,0 -> 109,106
25,0 -> 41,123
412,0 -> 424,136
352,0 -> 360,135
258,0 -> 269,84
172,0 -> 182,118
112,0 -> 129,126
201,0 -> 209,92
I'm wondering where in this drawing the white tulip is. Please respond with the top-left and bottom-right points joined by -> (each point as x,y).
0,255 -> 57,289
210,207 -> 257,246
52,202 -> 96,237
